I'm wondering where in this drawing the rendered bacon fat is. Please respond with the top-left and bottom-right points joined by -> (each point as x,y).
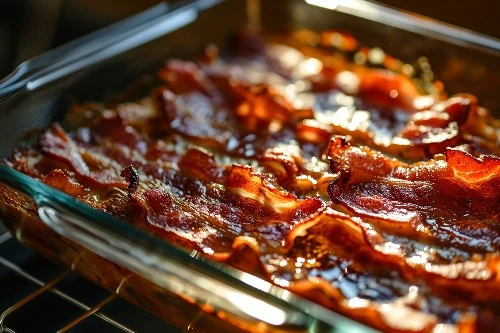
4,30 -> 500,333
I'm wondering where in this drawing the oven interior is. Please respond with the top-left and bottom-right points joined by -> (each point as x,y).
0,227 -> 196,332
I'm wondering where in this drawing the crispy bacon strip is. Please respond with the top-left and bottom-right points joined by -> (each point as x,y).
156,89 -> 239,149
158,59 -> 222,104
39,124 -> 128,189
334,69 -> 421,111
313,209 -> 500,303
120,154 -> 324,259
328,136 -> 500,252
42,169 -> 88,196
92,113 -> 147,153
255,208 -> 500,332
231,83 -> 296,132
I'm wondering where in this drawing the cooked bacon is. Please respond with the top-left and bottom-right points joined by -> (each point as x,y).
254,208 -> 500,333
115,100 -> 158,127
122,162 -> 324,259
158,59 -> 223,104
5,30 -> 500,333
178,148 -> 222,181
42,169 -> 88,197
356,69 -> 420,111
39,124 -> 128,189
231,83 -> 296,132
259,146 -> 299,183
156,89 -> 239,149
265,44 -> 323,80
463,104 -> 500,146
315,209 -> 500,302
328,136 -> 500,252
92,113 -> 147,153
231,208 -> 482,332
320,31 -> 358,52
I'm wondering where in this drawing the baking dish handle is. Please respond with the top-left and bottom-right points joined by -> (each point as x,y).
34,195 -> 312,331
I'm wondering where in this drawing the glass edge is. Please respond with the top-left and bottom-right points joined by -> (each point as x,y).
305,0 -> 500,55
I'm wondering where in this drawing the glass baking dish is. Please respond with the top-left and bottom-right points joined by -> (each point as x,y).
0,0 -> 499,332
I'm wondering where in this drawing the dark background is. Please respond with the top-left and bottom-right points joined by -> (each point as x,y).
0,0 -> 499,79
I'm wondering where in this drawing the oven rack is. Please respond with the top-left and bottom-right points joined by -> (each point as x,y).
0,229 -> 207,333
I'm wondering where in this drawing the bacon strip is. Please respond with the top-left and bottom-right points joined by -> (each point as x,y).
39,124 -> 128,188
122,160 -> 324,259
156,89 -> 239,149
158,59 -> 223,104
328,136 -> 500,252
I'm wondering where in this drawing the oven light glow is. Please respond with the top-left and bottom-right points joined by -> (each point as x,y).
240,272 -> 272,292
305,0 -> 382,22
227,292 -> 287,325
305,0 -> 342,10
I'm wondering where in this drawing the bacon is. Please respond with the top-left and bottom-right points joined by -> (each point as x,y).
227,207 -> 485,332
295,119 -> 332,145
201,59 -> 289,100
462,104 -> 500,146
328,136 -> 500,252
231,83 -> 295,132
42,169 -> 88,197
158,59 -> 222,104
259,146 -> 299,183
115,100 -> 159,129
250,208 -> 500,333
265,44 -> 323,80
156,89 -> 239,149
356,69 -> 421,111
314,210 -> 500,301
92,113 -> 147,153
144,140 -> 182,164
178,148 -> 223,181
39,124 -> 128,189
446,148 -> 500,193
320,31 -> 358,52
123,162 -> 324,259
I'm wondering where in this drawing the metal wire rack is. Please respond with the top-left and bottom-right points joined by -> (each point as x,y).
0,229 -> 207,333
